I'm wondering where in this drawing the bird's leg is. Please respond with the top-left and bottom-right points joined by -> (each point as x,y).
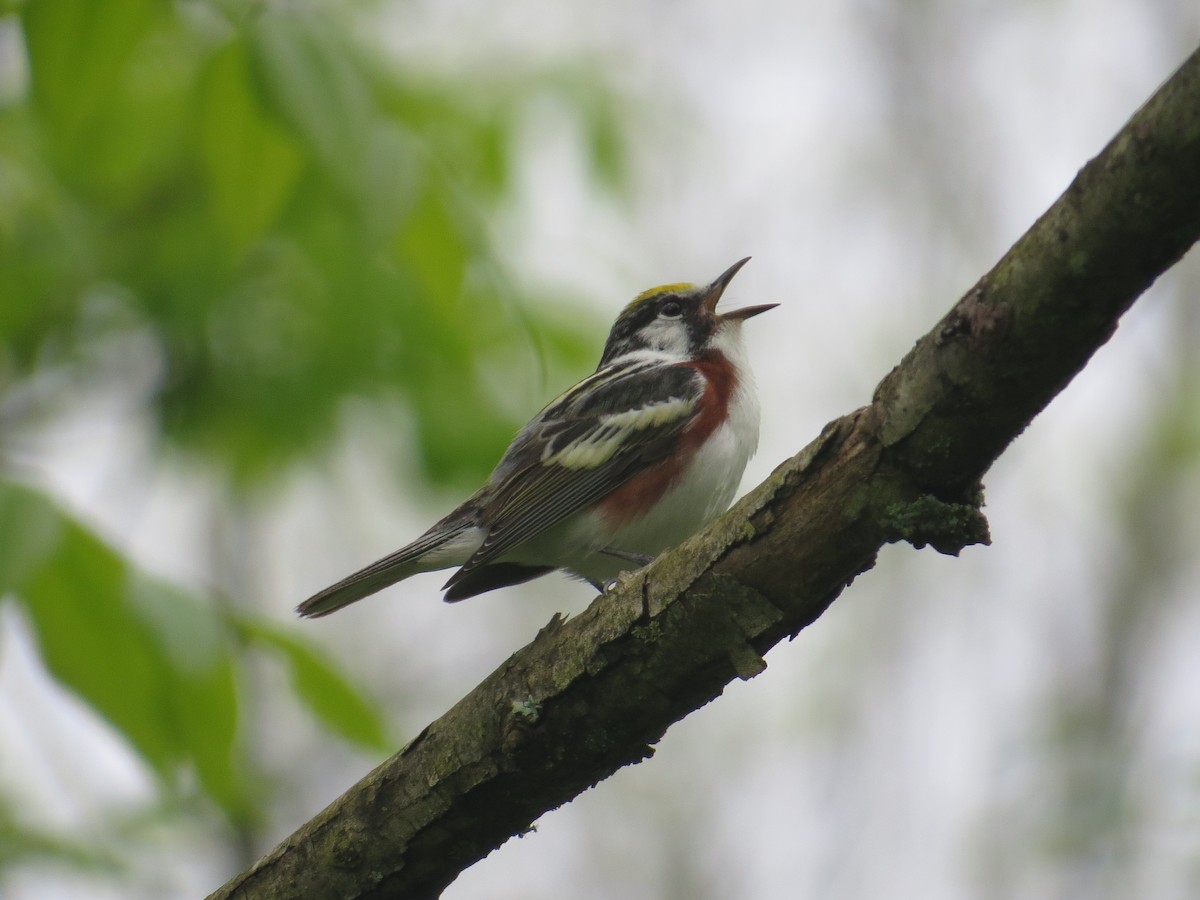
598,546 -> 655,566
594,547 -> 657,593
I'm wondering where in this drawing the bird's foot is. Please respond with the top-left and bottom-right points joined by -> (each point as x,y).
593,547 -> 657,593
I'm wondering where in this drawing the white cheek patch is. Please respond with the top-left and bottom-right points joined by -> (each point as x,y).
639,319 -> 690,356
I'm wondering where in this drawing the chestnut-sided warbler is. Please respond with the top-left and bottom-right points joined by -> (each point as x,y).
297,258 -> 775,617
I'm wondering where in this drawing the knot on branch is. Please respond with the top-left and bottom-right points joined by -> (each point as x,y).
879,490 -> 991,556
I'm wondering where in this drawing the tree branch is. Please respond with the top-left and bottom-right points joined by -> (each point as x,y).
209,46 -> 1200,900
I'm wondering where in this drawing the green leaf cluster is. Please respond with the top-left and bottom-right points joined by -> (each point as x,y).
2,0 -> 608,486
0,480 -> 391,828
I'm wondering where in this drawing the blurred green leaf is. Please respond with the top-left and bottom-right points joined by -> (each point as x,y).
0,476 -> 63,594
0,481 -> 248,821
238,619 -> 391,753
128,576 -> 244,814
249,11 -> 376,208
22,514 -> 171,765
21,0 -> 166,150
200,41 -> 304,255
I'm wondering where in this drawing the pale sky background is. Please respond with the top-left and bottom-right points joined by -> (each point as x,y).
3,1 -> 1200,898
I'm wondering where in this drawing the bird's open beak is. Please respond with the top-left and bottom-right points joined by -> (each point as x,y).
703,256 -> 779,321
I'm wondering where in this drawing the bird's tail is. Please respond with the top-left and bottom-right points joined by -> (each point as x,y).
296,522 -> 477,618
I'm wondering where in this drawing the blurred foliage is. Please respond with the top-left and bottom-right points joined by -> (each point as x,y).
0,480 -> 393,824
0,0 -> 629,877
235,618 -> 391,752
0,797 -> 120,873
2,0 -> 616,486
1035,297 -> 1200,889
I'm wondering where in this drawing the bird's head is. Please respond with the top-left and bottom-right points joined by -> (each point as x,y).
598,257 -> 776,366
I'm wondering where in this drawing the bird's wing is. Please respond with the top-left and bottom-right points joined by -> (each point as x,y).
447,357 -> 704,581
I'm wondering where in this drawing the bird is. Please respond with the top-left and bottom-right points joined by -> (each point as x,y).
297,257 -> 776,618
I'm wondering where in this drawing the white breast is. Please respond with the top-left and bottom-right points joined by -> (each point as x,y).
562,322 -> 762,583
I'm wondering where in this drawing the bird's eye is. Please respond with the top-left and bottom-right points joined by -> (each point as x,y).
659,299 -> 683,318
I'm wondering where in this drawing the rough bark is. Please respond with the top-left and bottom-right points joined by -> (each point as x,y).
209,46 -> 1200,900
